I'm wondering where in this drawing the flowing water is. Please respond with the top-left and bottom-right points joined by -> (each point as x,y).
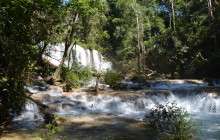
42,43 -> 111,71
11,80 -> 220,139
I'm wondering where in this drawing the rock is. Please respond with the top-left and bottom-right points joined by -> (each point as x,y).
47,104 -> 60,113
43,110 -> 57,125
31,93 -> 51,103
49,85 -> 63,93
62,103 -> 74,111
44,76 -> 54,85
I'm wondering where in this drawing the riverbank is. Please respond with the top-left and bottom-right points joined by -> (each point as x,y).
0,114 -> 156,140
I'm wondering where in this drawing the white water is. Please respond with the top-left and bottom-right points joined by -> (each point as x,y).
42,43 -> 111,71
16,80 -> 220,139
12,100 -> 44,130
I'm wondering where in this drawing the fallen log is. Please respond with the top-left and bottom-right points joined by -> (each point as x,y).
24,93 -> 57,125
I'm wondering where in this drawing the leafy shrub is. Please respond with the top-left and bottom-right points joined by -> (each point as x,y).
132,73 -> 146,83
71,62 -> 92,83
61,63 -> 92,90
34,60 -> 56,77
35,122 -> 60,140
103,69 -> 124,89
61,67 -> 79,89
144,102 -> 200,140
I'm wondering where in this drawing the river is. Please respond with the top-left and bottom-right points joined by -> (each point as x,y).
3,80 -> 220,140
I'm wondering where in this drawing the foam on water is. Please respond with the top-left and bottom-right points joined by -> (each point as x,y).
34,87 -> 220,119
12,100 -> 44,130
17,80 -> 220,139
148,80 -> 208,90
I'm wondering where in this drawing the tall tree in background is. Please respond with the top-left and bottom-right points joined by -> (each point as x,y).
105,0 -> 166,77
105,0 -> 144,74
53,4 -> 78,80
104,0 -> 220,78
53,0 -> 108,80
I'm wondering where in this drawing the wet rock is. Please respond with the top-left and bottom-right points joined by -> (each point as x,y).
43,111 -> 56,125
49,86 -> 63,93
47,104 -> 60,113
144,90 -> 170,97
25,83 -> 49,94
74,106 -> 86,111
31,93 -> 51,103
44,76 -> 54,85
62,103 -> 74,111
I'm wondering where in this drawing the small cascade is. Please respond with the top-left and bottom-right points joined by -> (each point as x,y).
147,80 -> 208,90
12,100 -> 44,129
43,43 -> 111,71
30,88 -> 220,120
22,80 -> 220,139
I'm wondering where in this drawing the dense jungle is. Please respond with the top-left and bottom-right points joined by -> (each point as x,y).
1,0 -> 220,140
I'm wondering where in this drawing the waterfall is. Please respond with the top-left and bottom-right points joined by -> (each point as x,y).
21,80 -> 220,139
12,100 -> 44,130
26,82 -> 220,119
42,43 -> 111,71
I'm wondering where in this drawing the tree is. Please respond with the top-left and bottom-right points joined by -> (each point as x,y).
53,0 -> 108,80
0,0 -> 63,123
105,0 -> 141,73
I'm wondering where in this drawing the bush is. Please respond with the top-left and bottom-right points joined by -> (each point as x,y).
61,63 -> 92,90
35,122 -> 60,140
71,63 -> 92,83
36,62 -> 56,77
132,73 -> 146,83
103,69 -> 124,89
61,67 -> 79,89
144,102 -> 200,140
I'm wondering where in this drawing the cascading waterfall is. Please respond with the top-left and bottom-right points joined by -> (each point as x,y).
12,100 -> 44,130
42,43 -> 111,71
16,80 -> 220,139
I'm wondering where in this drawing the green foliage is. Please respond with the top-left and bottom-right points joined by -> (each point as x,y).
35,123 -> 61,140
45,123 -> 59,135
61,67 -> 79,88
64,0 -> 109,51
61,63 -> 92,90
103,69 -> 124,89
34,61 -> 56,78
71,63 -> 92,83
144,102 -> 200,140
105,0 -> 220,78
132,73 -> 146,83
0,0 -> 63,122
1,0 -> 220,126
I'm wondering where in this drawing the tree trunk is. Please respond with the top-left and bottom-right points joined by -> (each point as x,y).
171,0 -> 175,31
137,16 -> 141,72
53,13 -> 79,80
131,2 -> 141,72
53,46 -> 68,80
207,0 -> 214,24
169,13 -> 172,29
39,42 -> 48,61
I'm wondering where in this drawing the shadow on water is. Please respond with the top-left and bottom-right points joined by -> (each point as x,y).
1,115 -> 157,140
57,115 -> 157,140
0,126 -> 37,140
